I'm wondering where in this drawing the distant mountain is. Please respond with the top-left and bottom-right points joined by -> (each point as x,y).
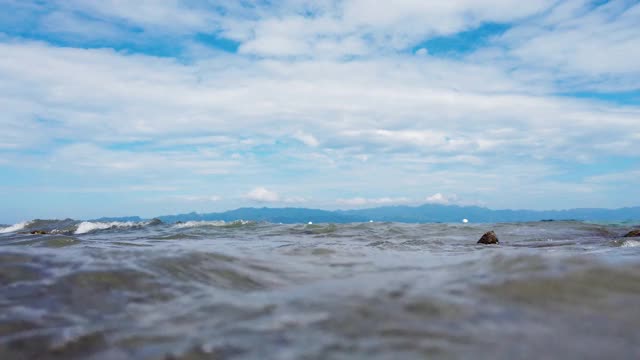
157,207 -> 364,224
340,204 -> 640,223
140,204 -> 640,224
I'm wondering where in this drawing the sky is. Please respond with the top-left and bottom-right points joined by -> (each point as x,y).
0,0 -> 639,222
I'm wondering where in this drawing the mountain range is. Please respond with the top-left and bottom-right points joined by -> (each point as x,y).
94,204 -> 640,224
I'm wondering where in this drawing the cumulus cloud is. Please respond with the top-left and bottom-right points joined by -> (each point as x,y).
243,187 -> 308,203
425,193 -> 458,205
335,194 -> 460,207
244,187 -> 280,202
415,48 -> 428,56
1,0 -> 640,220
337,197 -> 412,206
292,131 -> 320,147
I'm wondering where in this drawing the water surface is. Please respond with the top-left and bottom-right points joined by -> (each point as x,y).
1,219 -> 639,359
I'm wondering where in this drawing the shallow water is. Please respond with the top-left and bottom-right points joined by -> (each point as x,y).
1,219 -> 640,359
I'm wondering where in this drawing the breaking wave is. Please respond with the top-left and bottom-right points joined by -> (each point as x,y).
0,221 -> 32,234
75,221 -> 137,234
621,239 -> 640,248
172,220 -> 253,229
74,220 -> 160,234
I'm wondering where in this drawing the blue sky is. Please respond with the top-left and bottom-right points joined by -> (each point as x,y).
1,0 -> 640,223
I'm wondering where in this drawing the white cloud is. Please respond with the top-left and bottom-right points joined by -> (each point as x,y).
425,193 -> 458,205
292,131 -> 320,147
479,1 -> 640,91
282,196 -> 308,204
337,197 -> 412,206
1,38 -> 639,209
55,0 -> 215,34
245,187 -> 280,202
171,195 -> 222,202
40,11 -> 127,40
415,48 -> 428,56
1,38 -> 639,168
243,187 -> 308,203
1,1 -> 640,217
224,0 -> 555,58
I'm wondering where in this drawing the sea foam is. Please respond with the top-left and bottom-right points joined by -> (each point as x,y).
0,221 -> 32,234
173,220 -> 251,229
75,221 -> 140,235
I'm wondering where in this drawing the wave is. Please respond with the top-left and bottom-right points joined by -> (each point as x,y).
0,218 -> 164,236
0,221 -> 33,234
621,239 -> 640,248
74,220 -> 157,235
172,220 -> 253,229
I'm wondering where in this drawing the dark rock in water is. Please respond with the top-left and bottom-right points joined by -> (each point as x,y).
30,230 -> 48,235
148,218 -> 163,226
624,230 -> 640,237
477,231 -> 499,244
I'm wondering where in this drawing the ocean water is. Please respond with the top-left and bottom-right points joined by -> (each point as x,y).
1,219 -> 639,359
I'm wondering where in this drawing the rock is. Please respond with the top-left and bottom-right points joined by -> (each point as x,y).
477,231 -> 499,244
623,230 -> 640,237
148,218 -> 163,226
30,230 -> 48,235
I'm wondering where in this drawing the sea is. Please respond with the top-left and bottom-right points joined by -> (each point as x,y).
1,219 -> 639,359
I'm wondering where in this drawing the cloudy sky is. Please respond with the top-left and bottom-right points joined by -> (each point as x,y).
0,0 -> 639,222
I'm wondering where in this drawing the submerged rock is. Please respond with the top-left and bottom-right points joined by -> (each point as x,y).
478,231 -> 499,245
623,230 -> 640,238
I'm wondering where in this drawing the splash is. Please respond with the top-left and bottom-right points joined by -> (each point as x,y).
75,221 -> 141,235
172,220 -> 252,229
0,221 -> 32,234
621,239 -> 640,248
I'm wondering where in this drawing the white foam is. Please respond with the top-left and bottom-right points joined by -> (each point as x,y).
621,240 -> 640,248
173,220 -> 243,229
75,221 -> 139,235
0,221 -> 32,234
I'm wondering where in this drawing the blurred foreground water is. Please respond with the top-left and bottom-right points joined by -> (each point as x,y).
1,219 -> 640,359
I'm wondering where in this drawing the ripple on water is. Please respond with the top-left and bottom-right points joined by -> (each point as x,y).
0,327 -> 109,360
146,252 -> 287,291
0,253 -> 46,286
1,221 -> 640,359
478,263 -> 640,309
5,236 -> 81,248
43,269 -> 175,317
288,223 -> 339,236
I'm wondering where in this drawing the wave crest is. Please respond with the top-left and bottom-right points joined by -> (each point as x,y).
621,239 -> 640,248
75,221 -> 150,235
0,221 -> 33,234
172,220 -> 253,229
